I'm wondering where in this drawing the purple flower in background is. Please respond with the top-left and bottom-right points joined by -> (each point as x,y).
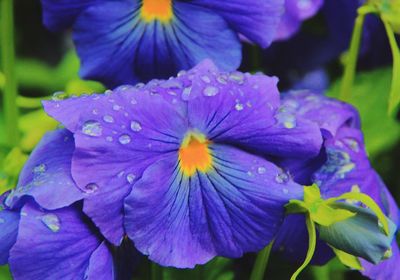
273,91 -> 400,277
0,130 -> 116,279
40,0 -> 284,87
275,0 -> 323,40
42,60 -> 323,267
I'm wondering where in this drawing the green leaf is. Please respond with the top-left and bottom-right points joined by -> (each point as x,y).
331,247 -> 363,270
0,266 -> 12,280
327,68 -> 400,156
162,257 -> 234,280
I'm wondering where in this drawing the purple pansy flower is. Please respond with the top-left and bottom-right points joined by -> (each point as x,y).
40,0 -> 284,87
275,0 -> 323,40
41,60 -> 323,268
273,91 -> 399,277
0,130 -> 117,279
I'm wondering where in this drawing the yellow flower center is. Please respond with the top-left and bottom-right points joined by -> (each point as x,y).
141,0 -> 173,23
178,132 -> 213,177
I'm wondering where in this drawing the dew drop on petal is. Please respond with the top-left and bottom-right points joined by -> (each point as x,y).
275,172 -> 289,184
130,98 -> 137,105
103,115 -> 114,123
82,120 -> 103,136
51,91 -> 67,101
229,72 -> 245,84
41,214 -> 61,233
33,163 -> 47,174
235,103 -> 244,111
130,121 -> 142,132
182,86 -> 192,101
106,136 -> 113,142
257,167 -> 266,174
113,104 -> 122,111
0,218 -> 5,224
217,75 -> 228,85
126,173 -> 136,184
283,188 -> 289,194
201,75 -> 211,83
203,86 -> 219,97
84,183 -> 99,194
119,134 -> 131,145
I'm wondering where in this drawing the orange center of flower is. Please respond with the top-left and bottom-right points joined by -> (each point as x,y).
141,0 -> 173,23
178,132 -> 213,177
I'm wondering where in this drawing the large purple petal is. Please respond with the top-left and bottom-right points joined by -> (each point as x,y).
187,74 -> 322,158
45,87 -> 187,245
9,202 -> 109,280
5,129 -> 84,210
125,144 -> 302,268
190,0 -> 284,47
0,208 -> 19,265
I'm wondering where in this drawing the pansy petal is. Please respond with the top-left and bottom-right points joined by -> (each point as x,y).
187,74 -> 322,158
86,241 -> 114,280
41,0 -> 101,31
5,129 -> 84,210
281,90 -> 360,138
46,88 -> 187,245
275,0 -> 323,40
190,0 -> 284,47
72,1 -> 241,86
273,214 -> 334,265
9,202 -> 104,280
125,144 -> 302,268
0,208 -> 19,265
360,241 -> 400,280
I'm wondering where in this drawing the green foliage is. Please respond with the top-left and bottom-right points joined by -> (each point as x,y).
160,257 -> 233,280
328,67 -> 400,156
0,266 -> 12,280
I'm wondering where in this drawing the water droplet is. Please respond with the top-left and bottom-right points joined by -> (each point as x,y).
130,98 -> 137,105
275,113 -> 296,129
161,80 -> 182,89
283,188 -> 289,194
84,183 -> 99,194
51,91 -> 67,101
0,218 -> 5,224
235,103 -> 244,111
41,214 -> 61,233
275,172 -> 289,184
201,75 -> 211,83
104,90 -> 113,96
177,70 -> 187,77
103,115 -> 114,123
217,75 -> 228,85
135,83 -> 145,89
229,72 -> 245,84
203,86 -> 219,97
257,167 -> 266,174
126,173 -> 136,184
182,86 -> 192,101
92,109 -> 99,115
33,164 -> 47,174
106,136 -> 113,142
130,121 -> 142,132
113,104 -> 122,111
82,120 -> 102,137
118,134 -> 131,145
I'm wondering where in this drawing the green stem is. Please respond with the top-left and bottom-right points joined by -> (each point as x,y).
383,20 -> 400,115
290,213 -> 316,280
1,0 -> 19,146
151,262 -> 163,280
249,242 -> 273,280
339,12 -> 366,100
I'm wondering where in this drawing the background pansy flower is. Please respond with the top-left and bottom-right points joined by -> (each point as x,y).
0,130 -> 120,279
272,91 -> 399,277
40,0 -> 284,87
42,60 -> 323,267
275,0 -> 323,40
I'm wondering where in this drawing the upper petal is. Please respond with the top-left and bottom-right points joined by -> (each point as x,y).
190,0 -> 285,47
9,202 -> 110,280
41,0 -> 101,31
5,129 -> 84,210
72,1 -> 241,86
125,143 -> 302,268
